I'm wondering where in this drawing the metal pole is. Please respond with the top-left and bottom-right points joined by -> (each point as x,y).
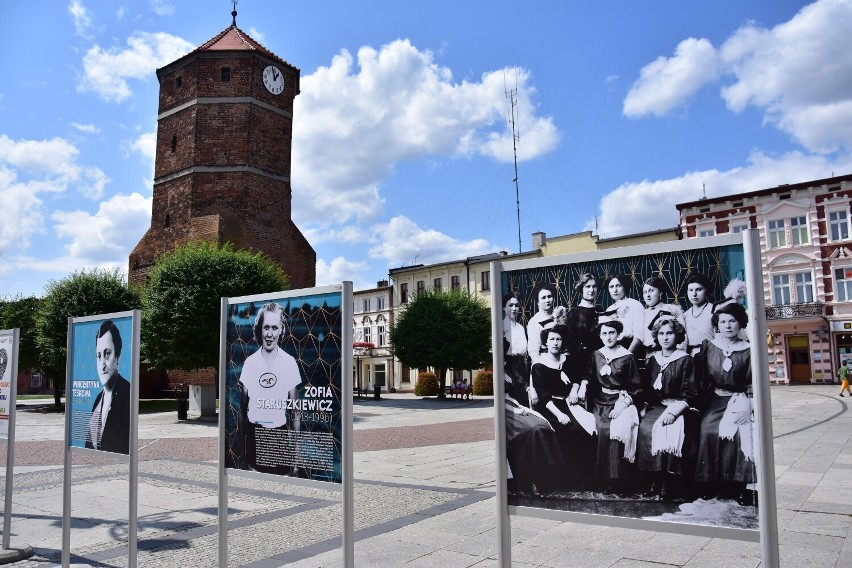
490,262 -> 512,567
342,282 -> 355,568
218,297 -> 229,568
61,318 -> 74,567
744,229 -> 780,568
2,328 -> 20,550
128,311 -> 141,567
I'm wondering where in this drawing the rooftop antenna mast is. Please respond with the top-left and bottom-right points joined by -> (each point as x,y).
506,73 -> 522,254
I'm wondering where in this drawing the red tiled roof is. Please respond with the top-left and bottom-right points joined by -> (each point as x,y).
193,25 -> 298,71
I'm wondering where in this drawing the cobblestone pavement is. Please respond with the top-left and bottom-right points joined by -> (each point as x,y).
0,386 -> 851,567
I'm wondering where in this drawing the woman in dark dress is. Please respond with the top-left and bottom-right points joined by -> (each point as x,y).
505,376 -> 564,496
565,273 -> 602,376
585,320 -> 642,492
694,302 -> 755,504
637,317 -> 700,500
531,325 -> 597,489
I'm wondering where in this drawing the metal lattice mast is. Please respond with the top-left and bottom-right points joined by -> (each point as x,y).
506,80 -> 522,254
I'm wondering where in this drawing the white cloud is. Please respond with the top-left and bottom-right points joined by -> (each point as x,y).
78,31 -> 195,102
69,0 -> 94,38
52,192 -> 152,264
624,0 -> 852,153
292,39 -> 558,227
150,0 -> 174,16
0,135 -> 115,258
593,151 -> 852,237
719,0 -> 852,152
0,134 -> 109,199
0,166 -> 46,255
368,215 -> 493,266
71,122 -> 100,134
316,257 -> 371,288
623,38 -> 721,118
247,27 -> 266,42
303,225 -> 369,246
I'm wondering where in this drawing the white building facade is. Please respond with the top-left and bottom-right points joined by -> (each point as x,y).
352,280 -> 394,392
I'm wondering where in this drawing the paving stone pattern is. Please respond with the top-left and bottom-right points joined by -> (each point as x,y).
0,387 -> 851,566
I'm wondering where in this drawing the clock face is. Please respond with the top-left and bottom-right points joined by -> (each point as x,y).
262,65 -> 285,95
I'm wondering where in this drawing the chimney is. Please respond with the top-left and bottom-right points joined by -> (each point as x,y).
377,279 -> 389,287
532,231 -> 546,250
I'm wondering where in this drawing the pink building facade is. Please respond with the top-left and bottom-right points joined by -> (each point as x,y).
677,173 -> 852,384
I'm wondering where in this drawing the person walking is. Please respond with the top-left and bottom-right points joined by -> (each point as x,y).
840,360 -> 851,397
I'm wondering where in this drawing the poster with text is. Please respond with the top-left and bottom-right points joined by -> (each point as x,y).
499,239 -> 762,532
0,331 -> 16,439
68,315 -> 134,454
224,290 -> 343,484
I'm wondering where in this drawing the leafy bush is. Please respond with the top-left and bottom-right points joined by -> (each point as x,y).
414,372 -> 439,396
473,370 -> 493,396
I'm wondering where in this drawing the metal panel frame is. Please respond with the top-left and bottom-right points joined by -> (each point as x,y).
1,328 -> 20,550
492,231 -> 779,566
62,309 -> 140,567
218,283 -> 354,567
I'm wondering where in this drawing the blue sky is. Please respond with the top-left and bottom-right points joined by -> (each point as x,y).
2,0 -> 852,296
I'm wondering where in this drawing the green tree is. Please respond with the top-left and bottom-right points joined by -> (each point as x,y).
0,296 -> 42,374
36,269 -> 140,407
141,242 -> 288,372
391,289 -> 491,398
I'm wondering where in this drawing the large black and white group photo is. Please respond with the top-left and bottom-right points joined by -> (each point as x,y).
501,243 -> 760,530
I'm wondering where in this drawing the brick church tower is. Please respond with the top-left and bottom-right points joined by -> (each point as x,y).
129,13 -> 315,288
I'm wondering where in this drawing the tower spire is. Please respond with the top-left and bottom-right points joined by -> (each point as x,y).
231,0 -> 238,26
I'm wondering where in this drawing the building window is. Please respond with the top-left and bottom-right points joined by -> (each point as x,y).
175,76 -> 182,89
794,272 -> 814,303
698,228 -> 715,237
416,280 -> 425,295
829,210 -> 850,241
376,296 -> 385,310
165,213 -> 170,228
451,275 -> 460,290
171,134 -> 177,152
835,267 -> 852,301
481,271 -> 490,291
731,224 -> 749,233
790,216 -> 808,245
772,274 -> 791,305
768,219 -> 786,248
434,277 -> 442,291
362,298 -> 370,312
363,326 -> 371,344
221,67 -> 231,82
401,283 -> 408,303
377,325 -> 386,346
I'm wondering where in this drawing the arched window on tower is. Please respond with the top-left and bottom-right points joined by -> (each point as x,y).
165,213 -> 170,228
171,134 -> 177,153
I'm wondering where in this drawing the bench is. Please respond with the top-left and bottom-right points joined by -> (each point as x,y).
446,384 -> 472,400
353,386 -> 365,398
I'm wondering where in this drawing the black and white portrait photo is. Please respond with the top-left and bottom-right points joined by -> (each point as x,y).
501,240 -> 760,532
